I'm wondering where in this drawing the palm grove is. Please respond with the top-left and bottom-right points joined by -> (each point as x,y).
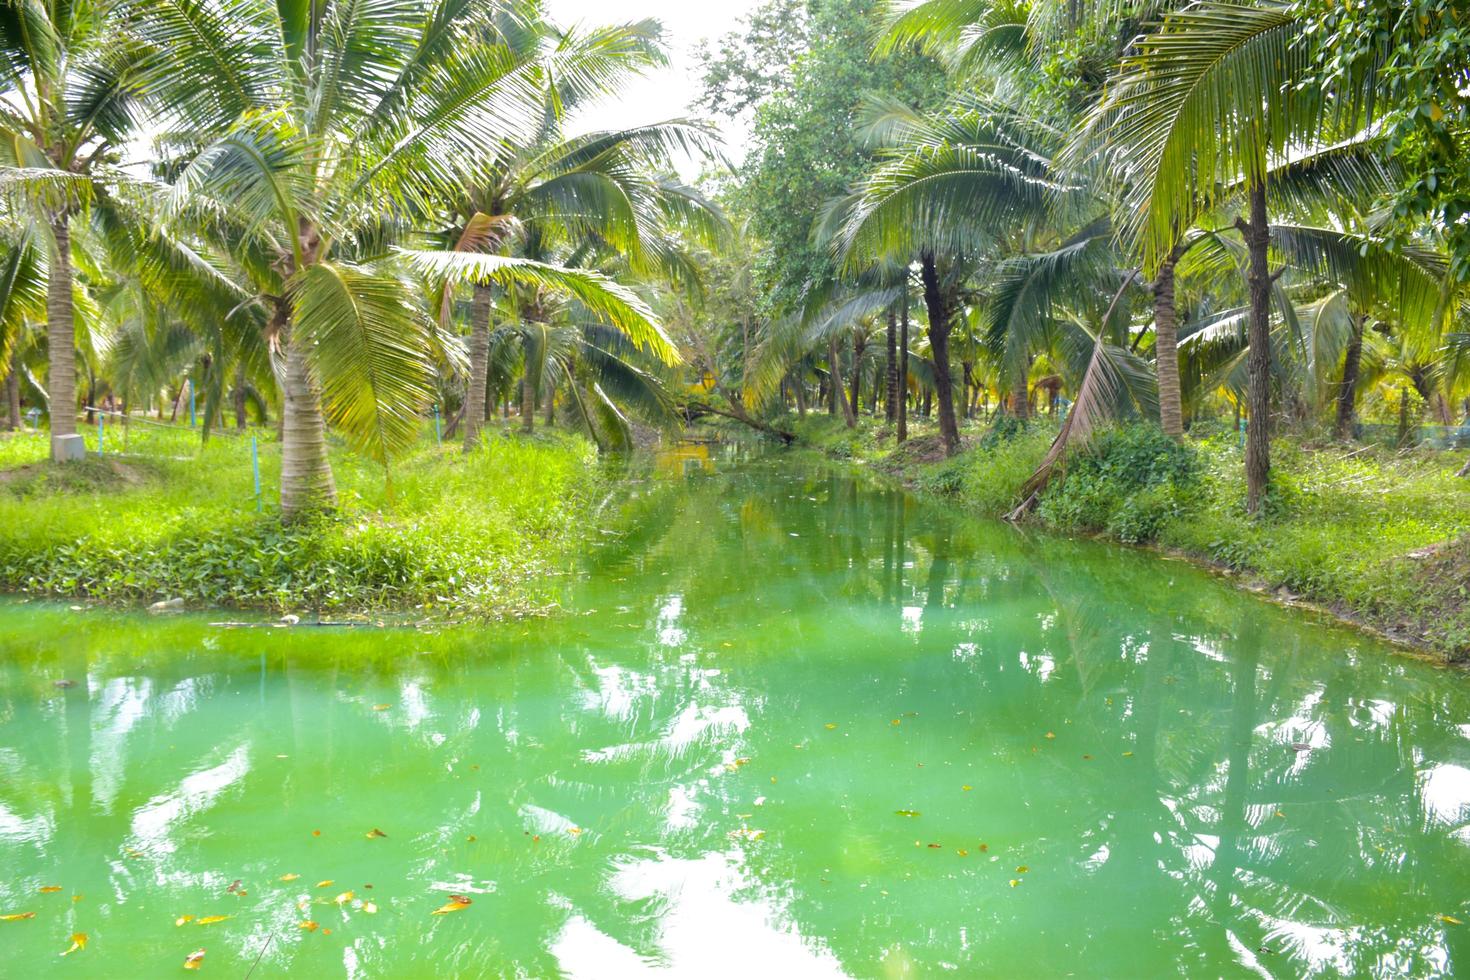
691,0 -> 1469,515
2,0 -> 1467,522
0,0 -> 727,517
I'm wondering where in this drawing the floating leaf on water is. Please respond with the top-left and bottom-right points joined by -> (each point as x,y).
1082,755 -> 1092,761
465,835 -> 477,843
362,902 -> 378,915
299,920 -> 319,932
1122,752 -> 1134,757
1275,810 -> 1285,818
72,895 -> 81,903
1441,915 -> 1464,925
568,827 -> 583,836
1289,742 -> 1312,752
175,915 -> 195,927
196,915 -> 230,925
431,895 -> 472,915
1016,865 -> 1029,873
280,874 -> 300,882
824,724 -> 837,730
927,843 -> 942,849
315,880 -> 334,889
1044,732 -> 1056,740
183,949 -> 206,970
894,810 -> 920,818
372,704 -> 391,711
366,828 -> 388,839
1009,879 -> 1021,887
39,886 -> 62,894
59,932 -> 87,956
979,844 -> 988,852
728,828 -> 766,841
1,912 -> 35,921
957,849 -> 969,857
334,891 -> 354,906
225,880 -> 241,894
890,719 -> 901,726
962,785 -> 973,792
311,831 -> 321,837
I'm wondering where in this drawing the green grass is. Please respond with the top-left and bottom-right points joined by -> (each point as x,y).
0,423 -> 606,618
799,415 -> 1470,660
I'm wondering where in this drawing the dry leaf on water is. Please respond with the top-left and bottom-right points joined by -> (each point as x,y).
280,874 -> 300,882
39,886 -> 62,894
299,921 -> 319,932
315,880 -> 334,889
365,828 -> 388,839
1,913 -> 35,921
60,932 -> 87,956
334,891 -> 354,906
894,810 -> 920,818
1016,865 -> 1029,873
175,915 -> 194,927
183,948 -> 206,970
372,704 -> 391,711
1442,915 -> 1464,925
362,902 -> 378,914
431,895 -> 472,915
196,915 -> 230,925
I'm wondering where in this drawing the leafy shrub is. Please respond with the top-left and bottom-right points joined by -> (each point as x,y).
1037,424 -> 1200,542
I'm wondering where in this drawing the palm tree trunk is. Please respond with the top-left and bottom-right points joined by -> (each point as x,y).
1334,313 -> 1364,441
4,353 -> 18,430
794,372 -> 806,417
1154,248 -> 1185,438
233,362 -> 248,429
462,283 -> 492,451
47,213 -> 77,461
920,251 -> 960,455
520,374 -> 535,433
1240,178 -> 1273,515
829,336 -> 855,427
280,324 -> 337,520
885,306 -> 897,423
1010,366 -> 1029,420
543,383 -> 555,425
849,333 -> 865,420
898,283 -> 910,444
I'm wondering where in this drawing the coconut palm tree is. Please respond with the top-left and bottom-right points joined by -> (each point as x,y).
0,0 -> 156,459
133,0 -> 667,518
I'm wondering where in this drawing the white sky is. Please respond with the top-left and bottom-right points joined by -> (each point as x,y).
545,0 -> 765,173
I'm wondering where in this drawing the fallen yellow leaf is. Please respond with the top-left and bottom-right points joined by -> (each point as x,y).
1009,879 -> 1021,887
59,932 -> 87,956
183,948 -> 206,970
334,891 -> 354,905
1016,865 -> 1029,873
300,920 -> 319,932
279,874 -> 300,882
824,723 -> 837,730
1044,732 -> 1056,740
372,704 -> 391,711
1122,751 -> 1134,757
197,915 -> 230,925
0,913 -> 35,921
39,886 -> 62,894
894,809 -> 920,817
1442,915 -> 1464,925
365,828 -> 388,839
315,880 -> 334,889
962,785 -> 973,791
362,902 -> 378,915
891,719 -> 901,726
568,827 -> 582,836
957,849 -> 969,857
175,915 -> 195,927
431,895 -> 473,915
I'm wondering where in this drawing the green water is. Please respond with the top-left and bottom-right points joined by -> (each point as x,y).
2,453 -> 1469,978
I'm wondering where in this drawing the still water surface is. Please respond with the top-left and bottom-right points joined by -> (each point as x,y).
1,451 -> 1468,977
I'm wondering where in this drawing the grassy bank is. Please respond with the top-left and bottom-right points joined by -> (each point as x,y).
790,412 -> 1470,661
0,425 -> 607,618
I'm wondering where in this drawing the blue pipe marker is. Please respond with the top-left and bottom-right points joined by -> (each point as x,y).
1238,415 -> 1247,449
97,416 -> 104,457
251,435 -> 261,512
189,385 -> 197,427
433,405 -> 442,444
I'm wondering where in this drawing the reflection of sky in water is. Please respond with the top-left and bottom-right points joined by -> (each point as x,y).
0,456 -> 1468,976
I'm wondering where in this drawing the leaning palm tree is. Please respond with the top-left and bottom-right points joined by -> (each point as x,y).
134,0 -> 667,518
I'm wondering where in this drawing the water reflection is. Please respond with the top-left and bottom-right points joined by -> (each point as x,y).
0,454 -> 1468,976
